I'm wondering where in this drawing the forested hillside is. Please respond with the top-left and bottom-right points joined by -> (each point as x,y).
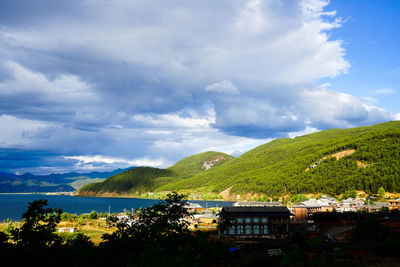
79,151 -> 233,195
80,121 -> 400,197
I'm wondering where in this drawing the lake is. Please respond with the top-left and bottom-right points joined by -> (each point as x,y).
0,194 -> 233,221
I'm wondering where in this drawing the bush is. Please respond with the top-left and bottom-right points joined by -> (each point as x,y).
89,210 -> 98,220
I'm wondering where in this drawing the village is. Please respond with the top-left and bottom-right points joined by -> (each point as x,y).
54,195 -> 400,238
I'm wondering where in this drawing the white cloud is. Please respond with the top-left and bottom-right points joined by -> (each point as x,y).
205,80 -> 239,94
1,61 -> 93,101
0,115 -> 53,147
374,88 -> 396,95
64,155 -> 165,169
133,110 -> 216,129
0,0 -> 396,174
288,125 -> 320,138
395,113 -> 400,121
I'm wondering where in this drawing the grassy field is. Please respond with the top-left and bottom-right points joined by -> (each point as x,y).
0,218 -> 115,245
0,213 -> 219,244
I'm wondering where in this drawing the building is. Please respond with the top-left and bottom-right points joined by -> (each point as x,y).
58,227 -> 77,233
292,198 -> 335,220
336,198 -> 364,212
184,202 -> 203,213
387,199 -> 400,210
219,206 -> 292,239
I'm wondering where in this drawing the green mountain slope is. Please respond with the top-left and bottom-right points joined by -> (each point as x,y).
80,121 -> 400,197
79,151 -> 233,195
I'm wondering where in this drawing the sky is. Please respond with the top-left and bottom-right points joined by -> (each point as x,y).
0,0 -> 399,174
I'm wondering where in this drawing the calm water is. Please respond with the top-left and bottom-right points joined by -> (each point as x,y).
0,194 -> 233,221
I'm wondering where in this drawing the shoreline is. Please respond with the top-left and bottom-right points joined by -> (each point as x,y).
0,192 -> 235,202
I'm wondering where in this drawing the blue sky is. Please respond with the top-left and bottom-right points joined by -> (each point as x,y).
0,0 -> 399,174
320,0 -> 400,114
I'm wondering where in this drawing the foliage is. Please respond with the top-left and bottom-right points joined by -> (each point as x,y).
10,199 -> 62,248
4,218 -> 14,236
378,187 -> 386,198
80,121 -> 400,197
343,189 -> 357,199
291,194 -> 308,204
80,166 -> 174,194
89,210 -> 98,219
100,192 -> 229,265
102,192 -> 191,242
80,151 -> 233,195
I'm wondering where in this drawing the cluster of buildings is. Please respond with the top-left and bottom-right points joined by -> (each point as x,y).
185,196 -> 400,239
291,196 -> 399,220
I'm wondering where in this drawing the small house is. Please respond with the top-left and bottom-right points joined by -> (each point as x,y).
184,202 -> 203,213
292,198 -> 335,220
58,227 -> 77,233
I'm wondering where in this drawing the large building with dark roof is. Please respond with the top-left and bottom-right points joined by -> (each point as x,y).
219,206 -> 292,239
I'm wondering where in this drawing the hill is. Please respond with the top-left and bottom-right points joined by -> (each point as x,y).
79,151 -> 234,196
80,121 -> 400,198
0,177 -> 75,193
0,168 -> 131,193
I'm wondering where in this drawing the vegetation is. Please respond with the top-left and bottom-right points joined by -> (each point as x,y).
80,121 -> 400,198
10,199 -> 62,248
80,151 -> 233,196
0,195 -> 229,266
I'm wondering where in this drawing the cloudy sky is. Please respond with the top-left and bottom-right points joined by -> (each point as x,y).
0,0 -> 399,174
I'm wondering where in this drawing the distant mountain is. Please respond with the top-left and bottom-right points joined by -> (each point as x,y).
0,168 -> 132,193
79,121 -> 400,198
0,177 -> 75,193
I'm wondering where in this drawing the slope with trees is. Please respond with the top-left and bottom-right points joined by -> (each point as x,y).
80,121 -> 400,198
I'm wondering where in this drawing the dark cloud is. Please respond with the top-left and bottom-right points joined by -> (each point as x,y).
0,0 -> 396,173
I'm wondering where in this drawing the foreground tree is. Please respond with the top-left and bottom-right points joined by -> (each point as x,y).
11,199 -> 62,248
101,192 -> 229,266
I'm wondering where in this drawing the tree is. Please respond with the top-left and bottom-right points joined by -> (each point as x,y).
378,187 -> 386,198
89,210 -> 98,219
103,192 -> 191,243
10,199 -> 62,248
100,192 -> 229,265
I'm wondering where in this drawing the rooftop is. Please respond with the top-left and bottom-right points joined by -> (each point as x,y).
233,201 -> 281,207
220,206 -> 292,217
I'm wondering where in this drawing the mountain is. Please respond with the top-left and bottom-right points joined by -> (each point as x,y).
0,168 -> 132,193
79,151 -> 234,196
79,121 -> 400,198
0,177 -> 75,193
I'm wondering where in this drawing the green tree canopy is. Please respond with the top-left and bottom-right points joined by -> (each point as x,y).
10,199 -> 62,248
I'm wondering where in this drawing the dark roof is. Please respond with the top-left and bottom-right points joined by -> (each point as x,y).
233,201 -> 281,207
220,206 -> 292,217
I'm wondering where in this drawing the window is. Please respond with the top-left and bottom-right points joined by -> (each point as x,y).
237,225 -> 244,235
245,217 -> 252,223
253,225 -> 260,235
245,225 -> 252,235
262,225 -> 268,235
253,218 -> 260,223
237,218 -> 244,223
261,217 -> 268,223
228,226 -> 235,235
